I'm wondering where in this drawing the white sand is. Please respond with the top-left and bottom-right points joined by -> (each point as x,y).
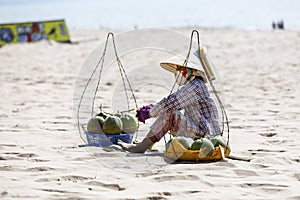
0,28 -> 300,199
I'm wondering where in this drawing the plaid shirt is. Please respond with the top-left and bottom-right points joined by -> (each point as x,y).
150,77 -> 221,136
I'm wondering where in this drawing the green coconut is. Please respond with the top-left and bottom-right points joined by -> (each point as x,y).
114,113 -> 123,118
119,114 -> 138,133
102,115 -> 123,134
210,136 -> 231,150
87,116 -> 105,134
166,136 -> 192,150
191,139 -> 203,150
176,136 -> 192,149
191,138 -> 215,156
96,112 -> 111,119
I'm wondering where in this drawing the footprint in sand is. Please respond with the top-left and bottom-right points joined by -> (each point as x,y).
260,132 -> 277,137
0,191 -> 8,198
216,162 -> 236,168
60,175 -> 95,182
135,172 -> 161,178
287,196 -> 300,200
150,190 -> 203,199
248,148 -> 286,156
0,155 -> 22,161
16,153 -> 38,158
234,169 -> 258,177
292,158 -> 300,163
38,188 -> 78,195
25,166 -> 58,172
152,174 -> 199,182
86,181 -> 125,191
2,151 -> 39,159
293,173 -> 300,181
0,165 -> 24,172
29,158 -> 49,162
0,144 -> 17,147
2,151 -> 49,162
71,156 -> 94,161
240,183 -> 289,192
36,175 -> 94,183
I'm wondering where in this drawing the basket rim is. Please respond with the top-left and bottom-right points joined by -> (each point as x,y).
85,131 -> 135,136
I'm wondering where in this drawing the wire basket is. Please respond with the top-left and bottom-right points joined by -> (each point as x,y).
85,132 -> 134,147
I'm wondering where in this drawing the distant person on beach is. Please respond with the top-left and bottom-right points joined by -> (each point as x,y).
119,61 -> 221,153
277,20 -> 285,29
272,20 -> 285,30
272,21 -> 276,29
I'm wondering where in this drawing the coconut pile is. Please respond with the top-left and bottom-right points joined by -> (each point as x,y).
87,112 -> 138,134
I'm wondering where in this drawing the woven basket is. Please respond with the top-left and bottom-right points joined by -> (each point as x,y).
85,132 -> 134,147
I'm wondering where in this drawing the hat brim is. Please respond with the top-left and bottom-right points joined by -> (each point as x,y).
160,62 -> 207,83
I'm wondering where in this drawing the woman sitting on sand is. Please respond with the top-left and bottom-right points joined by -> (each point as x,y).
119,61 -> 221,153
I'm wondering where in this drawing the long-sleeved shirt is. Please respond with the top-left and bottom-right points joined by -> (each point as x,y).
149,77 -> 221,136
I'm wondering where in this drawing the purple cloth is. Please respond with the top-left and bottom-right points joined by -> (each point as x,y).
136,104 -> 153,123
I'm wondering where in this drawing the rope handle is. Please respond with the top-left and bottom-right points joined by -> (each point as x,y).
184,30 -> 202,66
166,30 -> 230,152
77,32 -> 140,142
105,33 -> 140,142
92,32 -> 138,114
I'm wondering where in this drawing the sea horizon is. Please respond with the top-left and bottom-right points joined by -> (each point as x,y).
0,0 -> 299,30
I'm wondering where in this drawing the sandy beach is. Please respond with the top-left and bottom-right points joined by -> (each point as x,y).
1,28 -> 300,199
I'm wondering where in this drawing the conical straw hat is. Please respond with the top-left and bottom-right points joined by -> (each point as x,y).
160,59 -> 207,83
